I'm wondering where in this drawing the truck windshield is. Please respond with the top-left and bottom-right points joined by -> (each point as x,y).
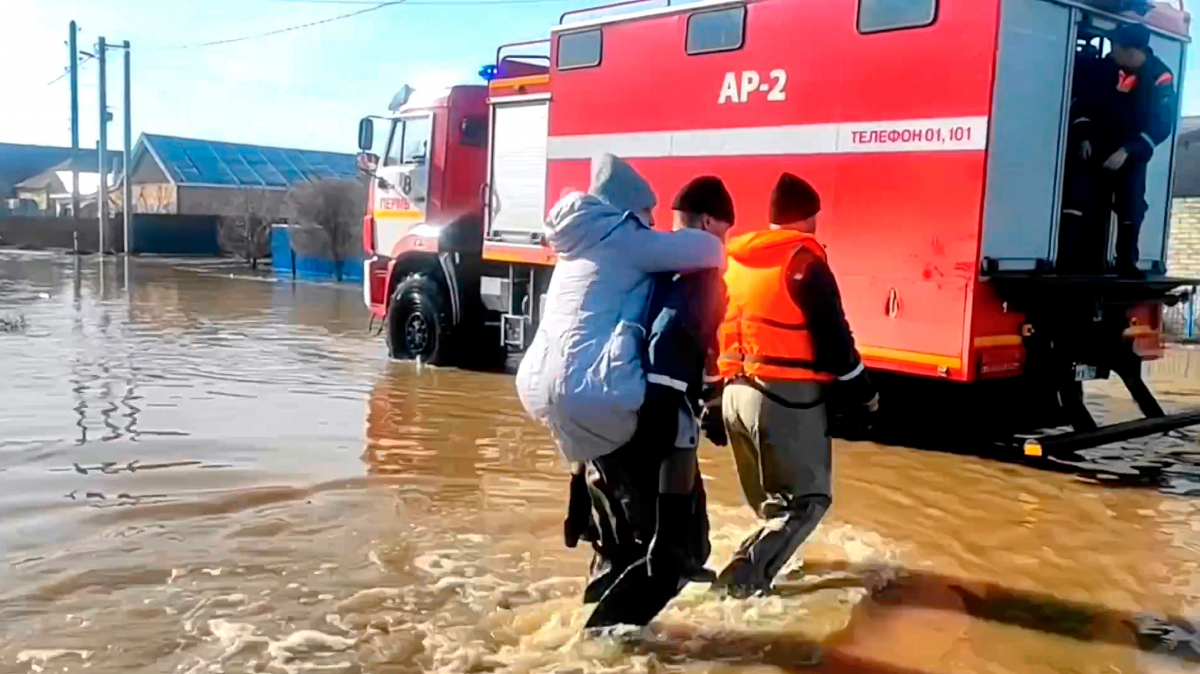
384,116 -> 433,167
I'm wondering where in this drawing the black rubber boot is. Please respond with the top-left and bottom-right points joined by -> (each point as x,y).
647,494 -> 717,583
585,559 -> 683,629
713,556 -> 770,598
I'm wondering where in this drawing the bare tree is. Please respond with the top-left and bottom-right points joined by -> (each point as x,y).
286,179 -> 366,281
218,189 -> 274,269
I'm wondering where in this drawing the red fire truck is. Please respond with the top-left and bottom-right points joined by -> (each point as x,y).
356,0 -> 1200,453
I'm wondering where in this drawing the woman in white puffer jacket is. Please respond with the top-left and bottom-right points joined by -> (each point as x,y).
515,154 -> 725,463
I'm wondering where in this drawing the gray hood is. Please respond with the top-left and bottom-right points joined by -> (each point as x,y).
544,192 -> 640,259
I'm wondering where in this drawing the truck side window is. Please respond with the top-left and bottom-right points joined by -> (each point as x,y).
384,120 -> 403,167
687,6 -> 746,55
858,0 -> 937,34
400,116 -> 433,165
557,29 -> 602,70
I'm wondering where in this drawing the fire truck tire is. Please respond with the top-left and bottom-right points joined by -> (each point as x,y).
386,274 -> 451,365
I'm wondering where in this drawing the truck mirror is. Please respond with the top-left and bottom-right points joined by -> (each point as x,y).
357,117 -> 374,152
460,116 -> 487,148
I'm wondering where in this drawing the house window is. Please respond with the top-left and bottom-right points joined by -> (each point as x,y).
557,29 -> 602,70
858,0 -> 937,34
687,6 -> 746,55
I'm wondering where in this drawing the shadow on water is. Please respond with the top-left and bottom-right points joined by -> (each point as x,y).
874,423 -> 1200,496
793,561 -> 1200,662
855,366 -> 1200,496
625,559 -> 1200,673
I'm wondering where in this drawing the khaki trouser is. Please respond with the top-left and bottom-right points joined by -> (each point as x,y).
721,380 -> 831,587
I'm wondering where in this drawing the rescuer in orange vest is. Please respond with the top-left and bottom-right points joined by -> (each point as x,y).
713,173 -> 879,598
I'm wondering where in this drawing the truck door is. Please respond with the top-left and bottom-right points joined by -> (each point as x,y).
981,1 -> 1186,275
486,99 -> 550,242
374,114 -> 433,257
980,0 -> 1077,272
1139,32 -> 1185,272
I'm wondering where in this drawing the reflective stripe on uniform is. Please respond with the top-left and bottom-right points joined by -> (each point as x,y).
838,361 -> 865,381
647,373 -> 689,392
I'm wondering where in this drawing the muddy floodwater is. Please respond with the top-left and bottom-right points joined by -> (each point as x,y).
3,250 -> 1200,674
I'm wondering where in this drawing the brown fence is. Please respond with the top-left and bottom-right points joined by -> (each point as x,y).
0,217 -> 124,253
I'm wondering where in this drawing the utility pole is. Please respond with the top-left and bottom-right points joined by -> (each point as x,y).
69,21 -> 80,219
122,40 -> 132,255
97,36 -> 108,254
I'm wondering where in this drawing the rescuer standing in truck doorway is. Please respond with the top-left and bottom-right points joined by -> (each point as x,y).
578,176 -> 736,629
1072,22 -> 1176,276
714,173 -> 878,598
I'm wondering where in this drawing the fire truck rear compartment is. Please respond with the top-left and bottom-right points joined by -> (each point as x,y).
980,0 -> 1185,275
978,0 -> 1195,456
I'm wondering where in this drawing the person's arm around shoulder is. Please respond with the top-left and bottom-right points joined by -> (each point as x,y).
623,224 -> 725,274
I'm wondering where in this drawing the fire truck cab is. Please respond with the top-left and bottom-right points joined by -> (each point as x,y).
358,0 -> 1200,451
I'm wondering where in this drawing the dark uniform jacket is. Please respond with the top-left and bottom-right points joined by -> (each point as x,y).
784,249 -> 862,380
1072,49 -> 1177,163
641,269 -> 727,447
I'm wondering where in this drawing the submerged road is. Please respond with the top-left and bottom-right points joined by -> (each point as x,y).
1,250 -> 1199,673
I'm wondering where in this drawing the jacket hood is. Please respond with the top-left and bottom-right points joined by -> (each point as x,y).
545,192 -> 640,257
727,229 -> 822,266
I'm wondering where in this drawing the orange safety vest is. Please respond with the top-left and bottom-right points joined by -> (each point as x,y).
718,229 -> 835,384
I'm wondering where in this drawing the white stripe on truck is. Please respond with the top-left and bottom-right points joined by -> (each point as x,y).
547,116 -> 989,160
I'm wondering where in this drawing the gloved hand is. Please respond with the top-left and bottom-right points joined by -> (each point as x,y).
699,382 -> 726,446
830,367 -> 879,439
700,398 -> 727,446
563,467 -> 593,549
1103,147 -> 1129,171
1079,139 -> 1093,161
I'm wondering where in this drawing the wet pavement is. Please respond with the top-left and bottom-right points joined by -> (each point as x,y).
1,250 -> 1200,673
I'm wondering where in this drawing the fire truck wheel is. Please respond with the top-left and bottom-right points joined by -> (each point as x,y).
386,275 -> 450,365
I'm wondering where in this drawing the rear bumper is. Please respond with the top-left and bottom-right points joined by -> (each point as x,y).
1022,408 -> 1200,458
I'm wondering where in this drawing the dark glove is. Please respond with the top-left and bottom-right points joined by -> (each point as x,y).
699,382 -> 727,446
829,367 -> 879,439
701,400 -> 726,446
564,468 -> 592,549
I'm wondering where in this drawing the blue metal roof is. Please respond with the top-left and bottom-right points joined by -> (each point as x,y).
141,134 -> 358,189
0,144 -> 74,197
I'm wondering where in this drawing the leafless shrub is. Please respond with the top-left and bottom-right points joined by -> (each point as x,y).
286,179 -> 366,280
218,189 -> 274,269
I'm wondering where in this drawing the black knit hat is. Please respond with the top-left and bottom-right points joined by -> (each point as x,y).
672,176 -> 735,226
769,173 -> 821,225
1114,22 -> 1150,50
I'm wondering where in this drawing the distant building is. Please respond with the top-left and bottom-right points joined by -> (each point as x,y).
0,143 -> 75,216
1168,116 -> 1200,278
14,151 -> 124,217
127,134 -> 359,220
0,143 -> 74,199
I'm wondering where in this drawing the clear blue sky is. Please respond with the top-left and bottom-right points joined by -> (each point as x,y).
4,0 -> 1200,155
2,0 -> 593,153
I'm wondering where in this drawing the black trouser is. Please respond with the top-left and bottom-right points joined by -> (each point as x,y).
1059,154 -> 1147,272
1059,156 -> 1108,274
1098,159 -> 1148,270
582,438 -> 710,604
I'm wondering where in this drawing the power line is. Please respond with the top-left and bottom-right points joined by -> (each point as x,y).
45,53 -> 95,88
148,0 -> 408,50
